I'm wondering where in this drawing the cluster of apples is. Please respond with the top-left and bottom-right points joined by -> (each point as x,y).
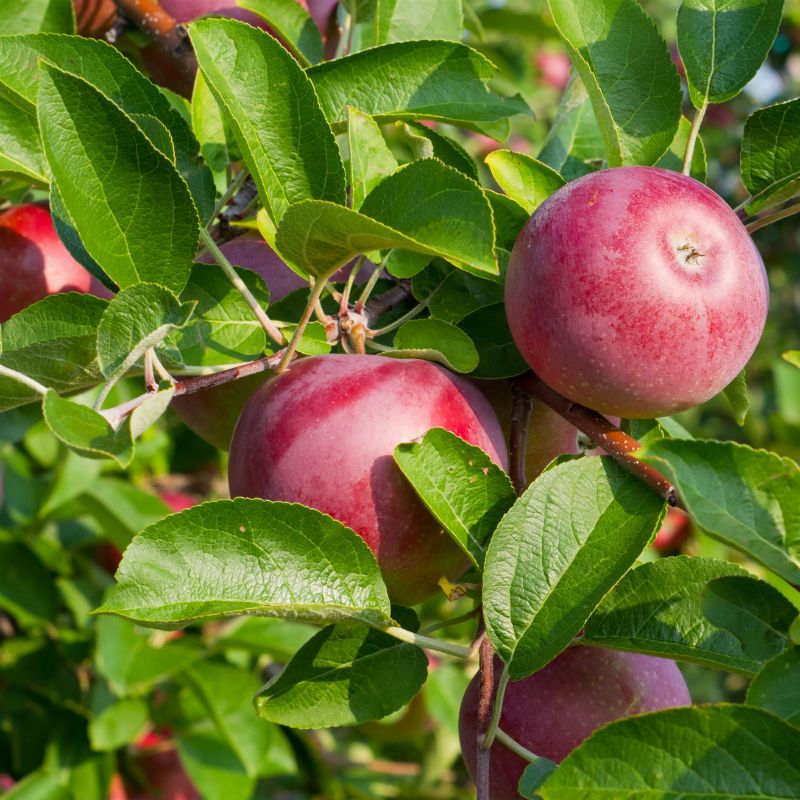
2,4 -> 771,798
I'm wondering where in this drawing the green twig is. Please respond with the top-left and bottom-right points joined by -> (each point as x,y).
211,168 -> 248,223
0,365 -> 48,396
276,275 -> 329,373
495,728 -> 541,763
381,625 -> 472,659
683,100 -> 708,176
482,665 -> 509,750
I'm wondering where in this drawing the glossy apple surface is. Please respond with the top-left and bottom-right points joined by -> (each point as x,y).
0,204 -> 110,322
505,167 -> 768,418
229,354 -> 508,604
459,646 -> 691,799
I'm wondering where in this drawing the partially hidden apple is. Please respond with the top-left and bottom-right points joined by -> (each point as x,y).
459,646 -> 691,799
228,354 -> 508,604
505,167 -> 768,418
73,0 -> 116,37
0,204 -> 111,323
652,507 -> 692,554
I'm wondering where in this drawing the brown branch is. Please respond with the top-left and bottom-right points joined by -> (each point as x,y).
111,0 -> 196,82
476,638 -> 494,800
745,200 -> 800,234
364,279 -> 412,325
509,384 -> 533,494
513,372 -> 679,507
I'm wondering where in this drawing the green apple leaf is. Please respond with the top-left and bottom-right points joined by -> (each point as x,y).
276,159 -> 497,278
638,439 -> 800,585
538,76 -> 605,180
741,98 -> 800,214
548,0 -> 681,166
747,648 -> 800,726
0,34 -> 214,221
656,115 -> 707,181
96,499 -> 393,629
539,705 -> 800,799
413,262 -> 503,325
401,121 -> 479,180
677,0 -> 784,108
394,428 -> 515,567
174,263 -> 270,367
347,107 -> 397,211
185,660 -> 275,777
308,40 -> 531,140
519,759 -> 558,800
256,622 -> 427,728
42,391 -> 133,467
96,616 -> 202,697
96,284 -> 196,389
458,303 -> 528,379
722,369 -> 749,426
190,18 -> 346,225
584,557 -> 797,674
88,698 -> 149,752
0,96 -> 48,183
238,0 -> 324,65
0,294 -> 106,411
390,319 -> 479,373
352,0 -> 463,49
784,350 -> 800,370
0,0 -> 74,34
192,72 -> 240,173
0,771 -> 70,800
37,65 -> 199,294
176,733 -> 254,800
484,457 -> 664,680
485,150 -> 565,214
0,536 -> 58,627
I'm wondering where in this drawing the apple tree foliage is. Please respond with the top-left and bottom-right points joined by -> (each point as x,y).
1,0 -> 800,798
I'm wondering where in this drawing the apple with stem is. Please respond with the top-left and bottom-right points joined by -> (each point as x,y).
505,167 -> 768,418
228,354 -> 508,604
459,646 -> 691,799
0,204 -> 111,323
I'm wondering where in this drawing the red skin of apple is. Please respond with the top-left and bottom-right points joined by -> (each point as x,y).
534,51 -> 571,90
505,167 -> 768,418
73,0 -> 117,36
652,507 -> 692,554
156,0 -> 292,29
0,205 -> 111,323
228,354 -> 508,604
459,646 -> 691,800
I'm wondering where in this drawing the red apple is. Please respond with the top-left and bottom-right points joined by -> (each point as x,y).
534,51 -> 571,90
73,0 -> 116,37
652,507 -> 692,554
0,204 -> 111,322
228,354 -> 508,604
160,491 -> 199,514
505,167 -> 768,418
459,646 -> 691,799
156,0 -> 283,29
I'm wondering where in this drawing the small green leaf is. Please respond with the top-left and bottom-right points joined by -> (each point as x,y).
37,65 -> 200,293
784,351 -> 800,370
394,428 -> 515,567
0,770 -> 70,800
42,391 -> 133,468
584,557 -> 797,674
484,457 -> 664,680
548,0 -> 682,166
485,151 -> 565,214
88,698 -> 149,752
176,733 -> 254,800
656,115 -> 707,181
129,387 -> 175,440
97,284 -> 196,387
185,660 -> 274,777
0,294 -> 106,411
539,705 -> 800,799
0,537 -> 58,626
280,320 -> 331,356
413,262 -> 503,325
458,303 -> 528,379
190,18 -> 346,225
0,0 -> 74,33
519,758 -> 558,799
402,121 -> 479,180
96,616 -> 202,697
352,0 -> 463,48
391,319 -> 479,373
175,263 -> 269,367
96,499 -> 393,629
678,0 -> 784,108
348,107 -> 397,210
192,72 -> 240,173
742,98 -> 800,214
722,369 -> 749,425
308,40 -> 531,140
747,648 -> 800,726
0,95 -> 48,183
238,0 -> 324,65
638,439 -> 800,585
256,623 -> 427,728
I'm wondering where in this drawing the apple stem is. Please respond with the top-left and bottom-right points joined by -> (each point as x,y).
276,275 -> 330,373
509,385 -> 533,494
151,351 -> 174,385
420,605 -> 481,636
143,349 -> 158,393
745,200 -> 800,234
211,169 -> 249,223
198,228 -> 286,348
339,256 -> 365,316
513,372 -> 680,507
683,100 -> 708,176
110,0 -> 196,82
494,728 -> 545,764
355,252 -> 391,312
0,365 -> 48,397
380,625 -> 473,659
368,292 -> 432,338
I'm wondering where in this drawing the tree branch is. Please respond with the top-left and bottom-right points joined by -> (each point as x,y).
364,279 -> 412,326
513,372 -> 679,506
476,638 -> 494,800
111,0 -> 196,82
509,384 -> 533,494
